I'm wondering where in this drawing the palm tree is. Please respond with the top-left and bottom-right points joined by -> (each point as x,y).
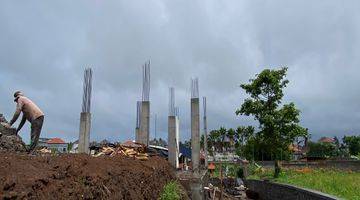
218,127 -> 227,152
227,128 -> 236,151
209,130 -> 219,152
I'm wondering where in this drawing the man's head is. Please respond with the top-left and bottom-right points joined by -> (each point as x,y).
13,91 -> 23,102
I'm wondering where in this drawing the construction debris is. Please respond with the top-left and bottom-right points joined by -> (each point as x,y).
38,147 -> 52,154
94,142 -> 150,160
207,178 -> 249,199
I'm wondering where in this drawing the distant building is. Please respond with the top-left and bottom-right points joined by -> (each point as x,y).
289,143 -> 305,160
318,137 -> 335,143
38,137 -> 68,153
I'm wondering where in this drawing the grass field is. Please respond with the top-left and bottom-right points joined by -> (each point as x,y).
248,168 -> 360,200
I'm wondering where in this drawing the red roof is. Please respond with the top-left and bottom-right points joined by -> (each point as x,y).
318,137 -> 335,143
47,138 -> 66,144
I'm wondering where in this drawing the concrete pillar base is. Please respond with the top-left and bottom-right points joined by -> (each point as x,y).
191,98 -> 200,172
177,170 -> 208,200
168,116 -> 179,168
139,101 -> 150,145
78,112 -> 91,154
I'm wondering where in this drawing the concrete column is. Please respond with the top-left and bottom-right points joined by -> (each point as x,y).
203,97 -> 208,168
78,112 -> 91,154
168,116 -> 179,168
135,128 -> 140,142
191,98 -> 200,172
139,101 -> 150,145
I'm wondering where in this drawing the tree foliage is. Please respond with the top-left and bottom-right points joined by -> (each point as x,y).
343,135 -> 360,156
236,67 -> 308,177
307,141 -> 337,158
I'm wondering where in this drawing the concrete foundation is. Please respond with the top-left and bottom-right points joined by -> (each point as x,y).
191,98 -> 200,172
177,170 -> 208,200
78,112 -> 91,154
139,101 -> 150,145
168,116 -> 179,168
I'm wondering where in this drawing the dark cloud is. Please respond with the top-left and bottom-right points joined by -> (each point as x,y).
1,0 -> 359,143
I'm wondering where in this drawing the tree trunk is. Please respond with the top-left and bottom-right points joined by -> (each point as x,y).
274,159 -> 281,178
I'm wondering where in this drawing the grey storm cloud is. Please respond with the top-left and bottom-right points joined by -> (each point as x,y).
0,0 -> 360,143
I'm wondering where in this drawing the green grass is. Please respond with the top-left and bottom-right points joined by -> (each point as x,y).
159,181 -> 182,200
248,168 -> 360,200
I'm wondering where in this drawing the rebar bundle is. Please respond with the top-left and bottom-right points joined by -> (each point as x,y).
142,61 -> 150,101
174,107 -> 179,117
169,87 -> 175,116
203,97 -> 207,118
82,68 -> 93,113
136,101 -> 141,128
191,78 -> 199,99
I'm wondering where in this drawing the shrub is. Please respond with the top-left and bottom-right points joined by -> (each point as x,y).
159,181 -> 181,200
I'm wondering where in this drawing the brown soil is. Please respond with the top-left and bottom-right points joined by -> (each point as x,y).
0,154 -> 175,200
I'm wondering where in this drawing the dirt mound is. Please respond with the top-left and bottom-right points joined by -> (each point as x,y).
0,114 -> 27,153
0,134 -> 27,152
0,154 -> 176,200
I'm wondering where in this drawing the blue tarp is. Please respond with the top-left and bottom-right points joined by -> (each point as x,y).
179,143 -> 191,159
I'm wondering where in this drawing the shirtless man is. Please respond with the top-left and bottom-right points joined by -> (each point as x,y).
9,91 -> 44,153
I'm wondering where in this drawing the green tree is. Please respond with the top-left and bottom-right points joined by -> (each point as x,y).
343,135 -> 360,156
307,141 -> 337,158
234,126 -> 255,157
226,128 -> 236,151
236,67 -> 308,177
218,127 -> 227,152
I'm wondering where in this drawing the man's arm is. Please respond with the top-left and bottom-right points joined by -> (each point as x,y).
9,101 -> 23,126
16,114 -> 26,134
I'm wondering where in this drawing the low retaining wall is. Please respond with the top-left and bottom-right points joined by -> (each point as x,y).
257,160 -> 360,171
244,180 -> 339,200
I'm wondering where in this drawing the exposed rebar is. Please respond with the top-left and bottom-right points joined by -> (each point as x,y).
142,61 -> 150,101
169,87 -> 175,116
175,107 -> 179,117
191,78 -> 199,99
82,68 -> 93,113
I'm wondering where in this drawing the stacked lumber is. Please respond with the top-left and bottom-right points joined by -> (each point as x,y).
38,148 -> 52,154
94,144 -> 149,160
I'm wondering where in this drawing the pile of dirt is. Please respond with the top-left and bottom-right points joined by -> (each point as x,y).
0,114 -> 27,153
0,154 -> 176,199
0,134 -> 27,152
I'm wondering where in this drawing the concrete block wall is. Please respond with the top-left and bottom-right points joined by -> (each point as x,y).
257,160 -> 360,172
245,180 -> 339,200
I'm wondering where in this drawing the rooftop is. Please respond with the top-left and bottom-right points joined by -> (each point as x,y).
47,138 -> 66,144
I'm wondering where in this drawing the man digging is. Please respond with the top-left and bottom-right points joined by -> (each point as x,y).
8,91 -> 44,153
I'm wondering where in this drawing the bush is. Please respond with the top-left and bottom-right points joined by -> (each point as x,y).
159,181 -> 181,200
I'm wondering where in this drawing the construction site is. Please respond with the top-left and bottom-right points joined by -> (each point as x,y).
0,64 -> 249,200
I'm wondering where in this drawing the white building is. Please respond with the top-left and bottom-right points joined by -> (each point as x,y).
38,137 -> 68,153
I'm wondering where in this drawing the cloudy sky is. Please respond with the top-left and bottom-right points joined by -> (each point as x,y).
1,1 -> 360,143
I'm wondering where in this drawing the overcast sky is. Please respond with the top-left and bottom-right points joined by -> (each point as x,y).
1,1 -> 360,143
